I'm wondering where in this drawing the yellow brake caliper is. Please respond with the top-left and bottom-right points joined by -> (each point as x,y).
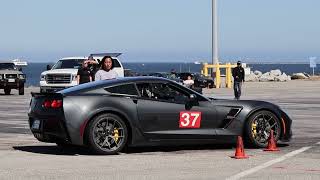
113,128 -> 119,142
252,122 -> 257,138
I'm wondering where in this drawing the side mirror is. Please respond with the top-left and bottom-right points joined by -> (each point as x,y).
185,94 -> 198,110
189,94 -> 197,102
46,65 -> 51,70
18,67 -> 22,71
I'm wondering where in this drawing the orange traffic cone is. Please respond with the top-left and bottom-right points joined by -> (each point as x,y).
231,136 -> 249,159
264,130 -> 280,151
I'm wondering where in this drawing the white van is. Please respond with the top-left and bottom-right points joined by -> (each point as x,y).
40,53 -> 124,93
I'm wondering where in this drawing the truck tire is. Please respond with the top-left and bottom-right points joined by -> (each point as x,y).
19,84 -> 24,95
4,88 -> 11,95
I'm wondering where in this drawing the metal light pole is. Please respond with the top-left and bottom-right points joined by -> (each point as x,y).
212,0 -> 219,66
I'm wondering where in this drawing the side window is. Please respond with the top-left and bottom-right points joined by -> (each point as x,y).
136,82 -> 189,104
104,84 -> 138,96
112,59 -> 121,67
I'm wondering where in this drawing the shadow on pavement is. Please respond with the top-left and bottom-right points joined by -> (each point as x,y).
125,144 -> 235,154
13,144 -> 235,156
13,143 -> 290,156
13,145 -> 92,156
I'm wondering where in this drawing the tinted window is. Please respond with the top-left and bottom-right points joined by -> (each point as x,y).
136,83 -> 189,104
0,63 -> 17,70
52,59 -> 84,69
105,84 -> 138,96
112,59 -> 121,67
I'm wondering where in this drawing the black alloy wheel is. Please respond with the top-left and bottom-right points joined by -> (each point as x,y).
245,110 -> 281,148
87,113 -> 128,155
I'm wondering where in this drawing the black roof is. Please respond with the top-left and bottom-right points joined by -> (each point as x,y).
60,77 -> 171,94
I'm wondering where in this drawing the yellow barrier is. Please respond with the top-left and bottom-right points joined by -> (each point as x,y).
202,63 -> 237,88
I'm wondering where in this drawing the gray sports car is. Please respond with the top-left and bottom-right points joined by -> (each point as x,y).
28,77 -> 292,155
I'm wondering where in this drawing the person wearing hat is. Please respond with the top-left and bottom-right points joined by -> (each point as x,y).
232,61 -> 245,100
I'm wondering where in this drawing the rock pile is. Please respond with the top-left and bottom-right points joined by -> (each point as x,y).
245,69 -> 291,82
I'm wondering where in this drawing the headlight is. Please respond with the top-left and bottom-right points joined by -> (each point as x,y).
0,74 -> 3,80
40,75 -> 46,81
72,74 -> 77,81
19,74 -> 26,79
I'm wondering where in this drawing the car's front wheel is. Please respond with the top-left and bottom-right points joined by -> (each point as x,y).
19,84 -> 24,95
245,110 -> 281,148
4,88 -> 11,95
87,113 -> 128,155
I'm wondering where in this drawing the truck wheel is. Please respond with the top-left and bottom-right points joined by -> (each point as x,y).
19,84 -> 24,95
4,88 -> 11,95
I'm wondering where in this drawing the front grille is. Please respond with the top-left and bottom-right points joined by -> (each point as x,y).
46,74 -> 71,84
5,74 -> 17,78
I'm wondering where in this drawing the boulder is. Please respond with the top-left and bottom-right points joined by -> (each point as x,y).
259,72 -> 275,82
254,70 -> 262,77
287,75 -> 291,81
270,69 -> 282,77
245,73 -> 258,82
275,73 -> 289,82
291,73 -> 308,80
303,72 -> 311,78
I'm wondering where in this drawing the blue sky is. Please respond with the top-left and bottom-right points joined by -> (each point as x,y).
0,0 -> 319,62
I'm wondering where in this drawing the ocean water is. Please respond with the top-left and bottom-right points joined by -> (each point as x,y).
22,62 -> 319,86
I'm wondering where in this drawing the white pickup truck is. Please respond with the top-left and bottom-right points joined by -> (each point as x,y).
40,53 -> 124,93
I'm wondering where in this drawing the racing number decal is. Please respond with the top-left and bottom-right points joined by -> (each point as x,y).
179,111 -> 202,128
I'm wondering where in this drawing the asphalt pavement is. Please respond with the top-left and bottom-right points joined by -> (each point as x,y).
0,81 -> 319,180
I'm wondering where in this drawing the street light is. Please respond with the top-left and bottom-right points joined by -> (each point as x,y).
212,0 -> 219,66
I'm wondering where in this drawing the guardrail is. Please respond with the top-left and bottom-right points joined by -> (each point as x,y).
201,63 -> 237,89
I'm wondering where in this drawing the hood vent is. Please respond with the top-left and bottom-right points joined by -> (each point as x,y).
219,107 -> 242,129
226,108 -> 241,119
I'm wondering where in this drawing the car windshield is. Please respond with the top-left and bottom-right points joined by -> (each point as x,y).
52,59 -> 84,69
0,63 -> 17,70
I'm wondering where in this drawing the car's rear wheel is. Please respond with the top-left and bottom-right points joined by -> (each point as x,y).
4,88 -> 11,95
87,113 -> 128,155
245,110 -> 281,148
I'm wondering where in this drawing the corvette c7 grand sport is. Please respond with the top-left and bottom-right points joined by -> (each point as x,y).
28,77 -> 292,155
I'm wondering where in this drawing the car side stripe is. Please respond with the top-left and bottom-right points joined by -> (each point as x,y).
80,119 -> 89,137
281,118 -> 286,135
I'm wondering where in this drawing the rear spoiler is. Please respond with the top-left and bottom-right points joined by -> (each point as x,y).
31,92 -> 64,98
90,53 -> 122,57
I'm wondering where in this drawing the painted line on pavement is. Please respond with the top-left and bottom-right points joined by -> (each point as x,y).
226,146 -> 312,180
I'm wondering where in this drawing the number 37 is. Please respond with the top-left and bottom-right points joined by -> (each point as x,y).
179,111 -> 202,128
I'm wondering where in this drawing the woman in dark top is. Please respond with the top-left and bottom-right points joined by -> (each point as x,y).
77,60 -> 92,84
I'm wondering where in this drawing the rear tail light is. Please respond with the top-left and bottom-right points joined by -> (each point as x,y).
42,99 -> 62,109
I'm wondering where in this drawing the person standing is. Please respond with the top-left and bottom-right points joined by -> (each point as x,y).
86,55 -> 99,81
232,61 -> 245,100
95,56 -> 118,81
183,75 -> 194,88
169,69 -> 177,78
77,60 -> 92,84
